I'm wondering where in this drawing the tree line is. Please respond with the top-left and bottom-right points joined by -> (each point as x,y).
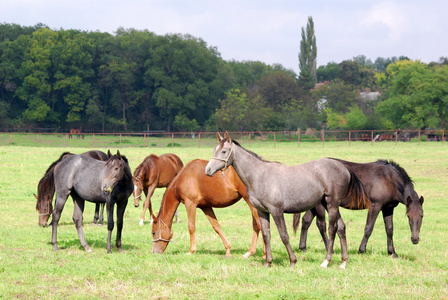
0,22 -> 447,133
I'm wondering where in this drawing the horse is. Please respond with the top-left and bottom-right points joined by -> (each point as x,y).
205,132 -> 369,269
35,150 -> 109,227
69,128 -> 82,139
293,158 -> 424,257
51,150 -> 133,253
152,159 -> 265,259
373,133 -> 394,142
133,153 -> 183,226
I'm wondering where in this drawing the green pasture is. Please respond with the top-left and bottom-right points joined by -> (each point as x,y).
0,141 -> 447,299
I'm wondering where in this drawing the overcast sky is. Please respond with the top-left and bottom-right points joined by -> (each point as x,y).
2,0 -> 447,74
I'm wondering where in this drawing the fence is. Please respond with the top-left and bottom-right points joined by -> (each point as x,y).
0,130 -> 445,148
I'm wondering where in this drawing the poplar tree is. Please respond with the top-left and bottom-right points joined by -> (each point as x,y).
298,16 -> 317,90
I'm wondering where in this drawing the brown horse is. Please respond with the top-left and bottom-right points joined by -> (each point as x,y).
133,153 -> 183,226
35,150 -> 109,227
69,128 -> 82,139
152,159 -> 265,258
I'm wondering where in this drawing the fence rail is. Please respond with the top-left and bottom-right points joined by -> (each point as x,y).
0,130 -> 445,148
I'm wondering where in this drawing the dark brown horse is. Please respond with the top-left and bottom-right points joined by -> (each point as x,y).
205,132 -> 369,269
294,159 -> 424,257
35,150 -> 109,227
133,153 -> 183,225
69,128 -> 82,139
152,159 -> 265,258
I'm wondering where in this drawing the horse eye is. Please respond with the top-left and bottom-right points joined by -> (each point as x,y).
152,232 -> 156,236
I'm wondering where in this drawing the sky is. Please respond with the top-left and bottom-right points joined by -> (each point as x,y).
2,0 -> 447,75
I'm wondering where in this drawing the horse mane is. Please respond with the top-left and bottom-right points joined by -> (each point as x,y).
375,159 -> 414,186
229,139 -> 277,163
134,155 -> 157,177
44,152 -> 74,174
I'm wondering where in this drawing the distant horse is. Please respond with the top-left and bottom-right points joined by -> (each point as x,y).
152,159 -> 265,258
361,133 -> 371,142
35,150 -> 109,227
373,133 -> 394,142
69,128 -> 82,139
133,153 -> 183,225
51,150 -> 133,252
205,132 -> 369,269
293,159 -> 424,257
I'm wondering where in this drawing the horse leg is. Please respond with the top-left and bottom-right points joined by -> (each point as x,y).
51,193 -> 69,251
115,199 -> 128,253
257,210 -> 272,267
98,203 -> 105,226
72,196 -> 91,252
92,203 -> 100,225
184,200 -> 197,255
243,199 -> 264,258
299,209 -> 316,252
106,198 -> 115,253
140,185 -> 155,226
174,209 -> 180,223
321,205 -> 339,268
382,206 -> 398,257
336,212 -> 349,269
271,212 -> 297,268
358,204 -> 382,254
201,207 -> 232,257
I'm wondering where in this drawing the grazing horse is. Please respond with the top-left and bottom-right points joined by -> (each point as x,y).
35,150 -> 109,227
51,150 -> 133,253
373,133 -> 394,142
152,159 -> 265,258
205,132 -> 369,269
133,153 -> 183,225
293,159 -> 424,257
69,128 -> 82,139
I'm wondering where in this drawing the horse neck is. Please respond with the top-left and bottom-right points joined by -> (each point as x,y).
158,185 -> 180,228
231,145 -> 264,189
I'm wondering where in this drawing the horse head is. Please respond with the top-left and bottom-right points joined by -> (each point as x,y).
132,173 -> 144,207
406,195 -> 424,244
151,213 -> 173,254
102,150 -> 127,194
205,131 -> 235,177
35,193 -> 53,227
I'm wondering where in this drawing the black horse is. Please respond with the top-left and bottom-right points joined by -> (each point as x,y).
35,150 -> 109,227
50,150 -> 133,253
293,159 -> 424,257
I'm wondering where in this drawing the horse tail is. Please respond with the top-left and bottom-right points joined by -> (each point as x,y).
35,152 -> 74,212
293,213 -> 301,235
344,168 -> 370,210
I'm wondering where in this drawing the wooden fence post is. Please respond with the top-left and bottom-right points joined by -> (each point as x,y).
274,132 -> 276,148
171,133 -> 174,149
298,128 -> 301,147
198,133 -> 201,148
93,133 -> 95,147
144,133 -> 146,147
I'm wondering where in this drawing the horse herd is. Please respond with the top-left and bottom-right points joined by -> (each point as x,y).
34,132 -> 424,269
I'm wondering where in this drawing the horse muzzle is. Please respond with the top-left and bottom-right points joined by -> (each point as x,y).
411,236 -> 420,244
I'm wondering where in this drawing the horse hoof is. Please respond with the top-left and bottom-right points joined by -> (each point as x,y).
320,260 -> 330,268
262,262 -> 271,267
139,219 -> 144,226
242,252 -> 252,259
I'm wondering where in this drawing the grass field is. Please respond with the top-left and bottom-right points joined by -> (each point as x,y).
0,141 -> 447,299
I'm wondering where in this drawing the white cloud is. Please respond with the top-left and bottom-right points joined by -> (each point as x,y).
361,1 -> 407,41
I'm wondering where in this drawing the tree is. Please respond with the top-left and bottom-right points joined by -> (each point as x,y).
298,16 -> 317,90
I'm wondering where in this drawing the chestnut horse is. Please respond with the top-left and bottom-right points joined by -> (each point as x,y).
35,150 -> 109,227
152,159 -> 265,258
133,153 -> 183,225
293,158 -> 424,257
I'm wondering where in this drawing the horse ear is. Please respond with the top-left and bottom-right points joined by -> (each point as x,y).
33,193 -> 38,200
217,132 -> 223,142
406,196 -> 412,206
419,196 -> 424,204
224,131 -> 231,142
107,150 -> 112,158
151,213 -> 158,222
116,150 -> 121,159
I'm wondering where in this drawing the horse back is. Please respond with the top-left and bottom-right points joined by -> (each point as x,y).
156,154 -> 184,187
332,158 -> 405,207
172,159 -> 243,208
